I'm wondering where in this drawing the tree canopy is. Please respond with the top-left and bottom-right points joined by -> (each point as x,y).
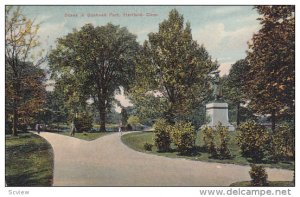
130,9 -> 217,123
5,6 -> 45,135
246,5 -> 295,131
49,23 -> 139,131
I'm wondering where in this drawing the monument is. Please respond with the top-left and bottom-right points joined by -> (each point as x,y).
205,71 -> 235,131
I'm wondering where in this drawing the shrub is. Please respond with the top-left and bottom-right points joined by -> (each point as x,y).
128,115 -> 140,130
171,121 -> 196,155
153,119 -> 172,152
201,125 -> 217,156
144,142 -> 153,151
215,123 -> 231,159
272,123 -> 295,160
249,164 -> 269,186
236,121 -> 270,162
74,113 -> 93,133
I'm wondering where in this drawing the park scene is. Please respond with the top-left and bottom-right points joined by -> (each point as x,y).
5,5 -> 294,186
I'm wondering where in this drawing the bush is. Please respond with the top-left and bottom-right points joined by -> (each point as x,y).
201,125 -> 217,156
215,123 -> 231,159
74,113 -> 93,133
171,121 -> 196,155
236,121 -> 270,162
272,123 -> 295,160
249,164 -> 269,186
153,119 -> 172,152
144,142 -> 153,151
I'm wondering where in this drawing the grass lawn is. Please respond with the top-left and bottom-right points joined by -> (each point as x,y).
5,132 -> 54,186
230,181 -> 294,187
121,131 -> 294,170
58,131 -> 113,141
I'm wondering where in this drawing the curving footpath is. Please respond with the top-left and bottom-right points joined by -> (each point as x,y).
38,132 -> 293,186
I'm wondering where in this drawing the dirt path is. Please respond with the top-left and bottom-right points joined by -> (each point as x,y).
38,132 -> 293,186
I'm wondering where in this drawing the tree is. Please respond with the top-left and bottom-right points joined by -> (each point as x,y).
131,9 -> 217,123
49,23 -> 139,131
246,6 -> 295,132
223,59 -> 251,126
127,115 -> 140,130
5,6 -> 45,135
121,108 -> 128,126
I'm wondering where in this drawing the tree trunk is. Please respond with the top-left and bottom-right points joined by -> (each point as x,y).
12,106 -> 18,136
271,109 -> 276,132
98,97 -> 107,132
236,102 -> 240,127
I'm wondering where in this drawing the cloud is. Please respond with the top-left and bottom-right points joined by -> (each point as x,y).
218,62 -> 233,76
193,21 -> 260,67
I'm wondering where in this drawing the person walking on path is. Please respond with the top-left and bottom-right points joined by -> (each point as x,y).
35,124 -> 40,134
118,123 -> 123,136
70,120 -> 76,137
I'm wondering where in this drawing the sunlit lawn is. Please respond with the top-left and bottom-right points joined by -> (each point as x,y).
5,133 -> 54,186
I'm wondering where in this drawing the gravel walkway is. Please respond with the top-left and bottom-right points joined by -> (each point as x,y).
38,132 -> 293,186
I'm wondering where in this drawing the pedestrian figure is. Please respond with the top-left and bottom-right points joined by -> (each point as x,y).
70,120 -> 76,137
118,123 -> 123,136
35,124 -> 40,134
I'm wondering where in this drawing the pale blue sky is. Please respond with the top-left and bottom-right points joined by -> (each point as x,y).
21,5 -> 260,75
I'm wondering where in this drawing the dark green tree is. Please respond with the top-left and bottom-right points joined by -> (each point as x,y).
121,107 -> 128,126
246,6 -> 295,132
131,9 -> 217,123
223,59 -> 251,126
49,23 -> 139,131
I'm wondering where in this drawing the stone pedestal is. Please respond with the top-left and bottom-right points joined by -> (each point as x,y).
205,102 -> 235,131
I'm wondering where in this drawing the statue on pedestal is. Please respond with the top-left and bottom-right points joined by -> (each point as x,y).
210,70 -> 223,101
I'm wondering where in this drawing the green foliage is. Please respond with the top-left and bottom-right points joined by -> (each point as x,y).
201,123 -> 231,159
127,115 -> 140,130
249,164 -> 269,186
5,6 -> 46,136
222,60 -> 253,126
49,23 -> 139,131
121,108 -> 129,126
201,125 -> 217,156
246,6 -> 295,130
215,123 -> 231,159
143,142 -> 153,151
237,121 -> 270,162
171,121 -> 196,155
153,119 -> 172,152
272,123 -> 295,160
74,113 -> 93,133
131,9 -> 217,123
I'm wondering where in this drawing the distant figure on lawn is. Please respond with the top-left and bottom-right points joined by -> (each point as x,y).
70,120 -> 76,137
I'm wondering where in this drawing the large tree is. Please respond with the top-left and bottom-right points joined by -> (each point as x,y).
246,6 -> 295,131
223,59 -> 251,126
5,6 -> 45,135
49,23 -> 139,131
131,9 -> 217,123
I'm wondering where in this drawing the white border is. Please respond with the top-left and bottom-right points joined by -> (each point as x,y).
1,1 -> 299,197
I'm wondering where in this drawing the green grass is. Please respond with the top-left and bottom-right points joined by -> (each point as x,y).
121,131 -> 294,170
5,132 -> 54,186
230,181 -> 295,187
59,131 -> 113,141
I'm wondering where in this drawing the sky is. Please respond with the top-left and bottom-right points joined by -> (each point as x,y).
20,5 -> 261,111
